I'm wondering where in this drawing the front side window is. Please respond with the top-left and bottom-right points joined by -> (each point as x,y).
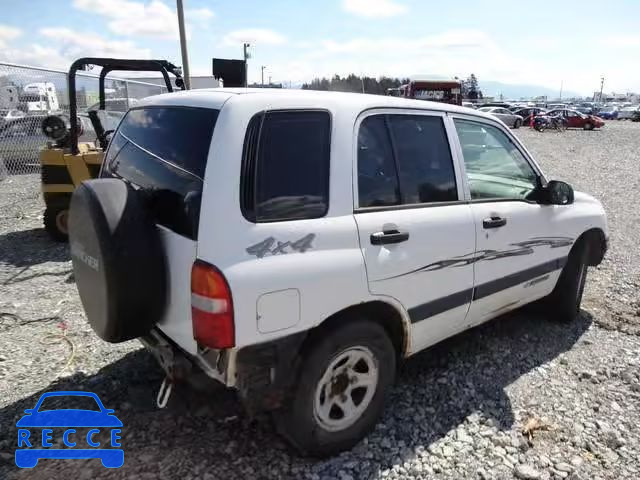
242,110 -> 331,222
454,119 -> 538,200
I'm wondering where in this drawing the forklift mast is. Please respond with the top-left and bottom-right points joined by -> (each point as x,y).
67,57 -> 186,155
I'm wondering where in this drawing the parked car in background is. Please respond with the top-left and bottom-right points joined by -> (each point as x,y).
617,105 -> 640,120
0,115 -> 94,172
462,101 -> 476,109
546,109 -> 604,130
478,102 -> 513,109
597,107 -> 619,120
513,107 -> 548,124
0,108 -> 25,123
477,106 -> 524,128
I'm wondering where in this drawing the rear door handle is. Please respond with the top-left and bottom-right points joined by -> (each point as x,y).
483,216 -> 507,229
370,229 -> 410,245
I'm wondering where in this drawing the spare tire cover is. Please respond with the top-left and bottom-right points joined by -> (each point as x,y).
68,178 -> 167,342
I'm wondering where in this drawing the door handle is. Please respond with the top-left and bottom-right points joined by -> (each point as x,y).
482,216 -> 507,229
370,229 -> 410,245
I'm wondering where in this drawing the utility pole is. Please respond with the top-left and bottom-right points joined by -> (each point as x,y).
243,43 -> 250,87
176,0 -> 191,89
261,65 -> 266,86
559,80 -> 563,101
268,75 -> 272,86
599,76 -> 605,103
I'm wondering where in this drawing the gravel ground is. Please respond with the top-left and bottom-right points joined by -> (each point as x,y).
1,121 -> 639,479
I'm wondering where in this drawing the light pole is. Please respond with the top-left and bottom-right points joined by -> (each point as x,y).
599,76 -> 605,103
176,0 -> 191,89
243,43 -> 250,87
261,65 -> 266,87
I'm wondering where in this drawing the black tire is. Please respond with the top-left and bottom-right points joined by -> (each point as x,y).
543,243 -> 589,323
535,124 -> 545,132
68,178 -> 167,343
273,320 -> 396,457
584,122 -> 594,130
513,118 -> 522,129
43,202 -> 70,242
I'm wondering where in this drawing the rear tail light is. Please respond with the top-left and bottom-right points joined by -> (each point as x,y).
191,260 -> 234,349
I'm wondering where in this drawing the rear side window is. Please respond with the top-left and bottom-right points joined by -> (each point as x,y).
357,114 -> 458,208
103,106 -> 219,240
242,110 -> 331,222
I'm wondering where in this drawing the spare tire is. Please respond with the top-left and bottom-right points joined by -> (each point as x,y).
68,178 -> 167,343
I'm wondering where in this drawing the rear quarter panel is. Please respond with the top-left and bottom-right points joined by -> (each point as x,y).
197,96 -> 375,349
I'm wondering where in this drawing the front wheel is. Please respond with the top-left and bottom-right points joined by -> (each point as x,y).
274,320 -> 396,457
535,123 -> 545,132
44,202 -> 70,242
584,122 -> 594,130
542,244 -> 589,322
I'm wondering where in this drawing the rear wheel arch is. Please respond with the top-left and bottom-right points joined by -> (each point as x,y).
304,300 -> 410,364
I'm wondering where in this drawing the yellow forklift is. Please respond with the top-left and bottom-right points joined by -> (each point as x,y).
40,57 -> 185,240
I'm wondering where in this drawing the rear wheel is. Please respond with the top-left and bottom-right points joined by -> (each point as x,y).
44,202 -> 70,242
584,122 -> 594,130
274,320 -> 396,457
542,243 -> 589,323
513,118 -> 522,129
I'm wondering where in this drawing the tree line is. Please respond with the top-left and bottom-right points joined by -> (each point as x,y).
301,73 -> 483,99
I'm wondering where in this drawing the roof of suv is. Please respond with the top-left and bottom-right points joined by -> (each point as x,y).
138,88 -> 495,121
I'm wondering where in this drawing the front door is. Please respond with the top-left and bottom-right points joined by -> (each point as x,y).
451,117 -> 574,324
353,111 -> 476,353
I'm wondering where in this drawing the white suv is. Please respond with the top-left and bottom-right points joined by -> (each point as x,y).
68,89 -> 607,457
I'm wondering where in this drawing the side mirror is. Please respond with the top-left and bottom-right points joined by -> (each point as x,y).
547,180 -> 574,205
24,408 -> 34,414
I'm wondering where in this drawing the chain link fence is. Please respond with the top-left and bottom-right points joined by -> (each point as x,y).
0,61 -> 168,179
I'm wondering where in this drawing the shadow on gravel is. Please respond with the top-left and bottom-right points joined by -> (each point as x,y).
0,228 -> 69,270
0,310 -> 592,479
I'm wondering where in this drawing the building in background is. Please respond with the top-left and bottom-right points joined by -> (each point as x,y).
127,75 -> 219,89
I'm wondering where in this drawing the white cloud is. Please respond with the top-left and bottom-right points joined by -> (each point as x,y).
603,34 -> 640,48
186,7 -> 215,22
73,0 -> 179,39
223,28 -> 286,46
342,0 -> 407,18
0,25 -> 21,48
0,27 -> 150,70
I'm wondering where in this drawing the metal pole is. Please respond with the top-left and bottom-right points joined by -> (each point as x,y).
176,0 -> 191,89
599,77 -> 605,103
559,80 -> 563,101
261,66 -> 266,86
243,43 -> 250,87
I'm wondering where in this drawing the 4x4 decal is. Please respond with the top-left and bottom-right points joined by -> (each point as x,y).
246,233 -> 315,258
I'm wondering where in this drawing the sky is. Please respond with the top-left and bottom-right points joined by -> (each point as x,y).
1,0 -> 639,95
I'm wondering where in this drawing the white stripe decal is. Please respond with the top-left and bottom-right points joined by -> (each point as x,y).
191,293 -> 227,313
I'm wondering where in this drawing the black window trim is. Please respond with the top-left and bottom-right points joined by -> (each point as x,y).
240,108 -> 333,224
355,111 -> 460,211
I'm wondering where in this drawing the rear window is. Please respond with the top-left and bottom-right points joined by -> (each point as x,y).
117,107 -> 218,178
103,106 -> 219,239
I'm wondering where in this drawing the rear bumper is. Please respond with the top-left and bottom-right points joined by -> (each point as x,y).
141,328 -> 308,414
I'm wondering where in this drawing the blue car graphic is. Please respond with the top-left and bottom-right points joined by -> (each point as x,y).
15,391 -> 123,468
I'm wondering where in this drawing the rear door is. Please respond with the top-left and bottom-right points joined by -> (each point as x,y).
101,106 -> 220,354
353,110 -> 476,352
